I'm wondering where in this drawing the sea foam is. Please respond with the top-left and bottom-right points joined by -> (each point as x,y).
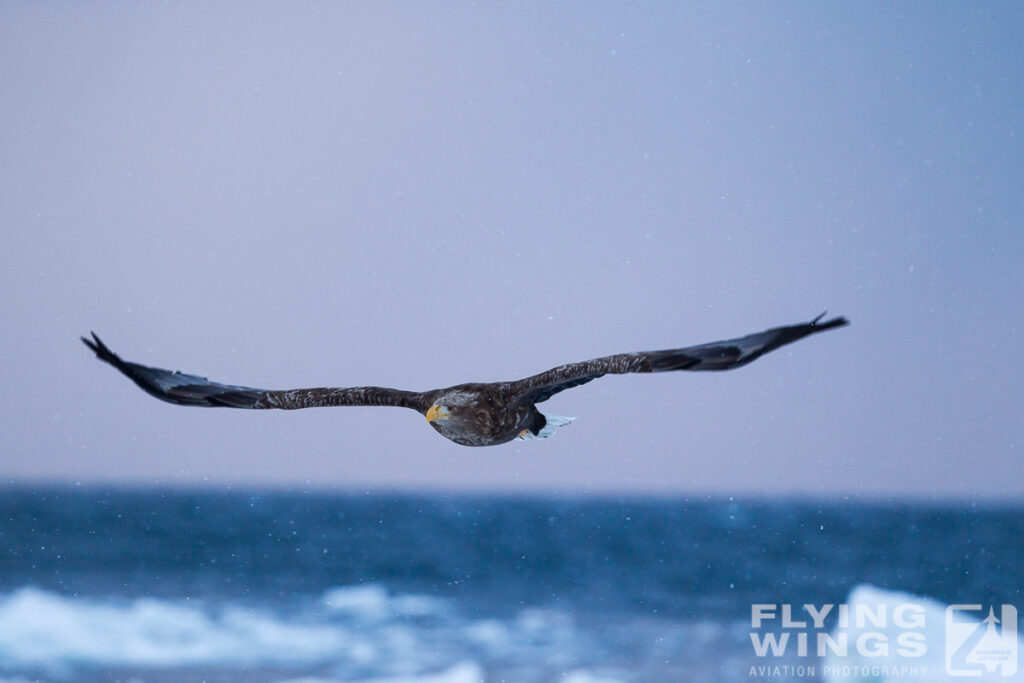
0,585 -> 635,682
824,585 -> 1024,682
0,586 -> 356,668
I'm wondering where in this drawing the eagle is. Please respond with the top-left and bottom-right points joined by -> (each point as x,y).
82,314 -> 847,447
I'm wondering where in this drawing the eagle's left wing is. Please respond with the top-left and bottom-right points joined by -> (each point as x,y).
81,333 -> 430,411
507,314 -> 848,404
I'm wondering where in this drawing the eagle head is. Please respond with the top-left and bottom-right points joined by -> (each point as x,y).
424,403 -> 454,423
424,389 -> 512,447
425,391 -> 477,430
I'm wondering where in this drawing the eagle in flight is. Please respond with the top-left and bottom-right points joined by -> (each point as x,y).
82,314 -> 847,447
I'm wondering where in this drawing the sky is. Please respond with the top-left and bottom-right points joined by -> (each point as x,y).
1,3 -> 1022,498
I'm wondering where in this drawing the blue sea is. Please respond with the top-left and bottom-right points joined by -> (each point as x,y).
0,487 -> 1021,682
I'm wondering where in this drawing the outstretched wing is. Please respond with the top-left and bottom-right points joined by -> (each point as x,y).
507,314 -> 848,404
81,333 -> 430,412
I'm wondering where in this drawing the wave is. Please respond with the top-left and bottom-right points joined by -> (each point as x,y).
11,582 -> 1018,682
0,585 -> 639,682
824,585 -> 1024,682
0,585 -> 390,669
277,661 -> 484,683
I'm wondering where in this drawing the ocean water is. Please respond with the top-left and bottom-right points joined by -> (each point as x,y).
0,487 -> 1021,682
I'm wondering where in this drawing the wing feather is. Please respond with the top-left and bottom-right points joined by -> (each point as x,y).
81,333 -> 429,412
508,314 -> 848,403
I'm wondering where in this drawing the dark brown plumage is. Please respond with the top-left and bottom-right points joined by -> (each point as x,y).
82,313 -> 847,447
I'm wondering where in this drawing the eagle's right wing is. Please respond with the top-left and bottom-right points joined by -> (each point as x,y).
81,333 -> 431,412
507,314 -> 848,404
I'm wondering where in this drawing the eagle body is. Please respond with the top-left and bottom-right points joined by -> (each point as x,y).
422,385 -> 540,447
82,314 -> 847,447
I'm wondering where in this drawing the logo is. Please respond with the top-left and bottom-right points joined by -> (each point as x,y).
747,597 -> 1021,679
946,604 -> 1018,677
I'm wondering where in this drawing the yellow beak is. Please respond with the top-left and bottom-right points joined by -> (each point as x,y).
425,404 -> 450,423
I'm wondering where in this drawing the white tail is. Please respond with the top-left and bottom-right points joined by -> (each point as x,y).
516,413 -> 576,441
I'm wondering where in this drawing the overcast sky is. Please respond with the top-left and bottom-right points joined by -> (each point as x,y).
1,3 -> 1021,497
